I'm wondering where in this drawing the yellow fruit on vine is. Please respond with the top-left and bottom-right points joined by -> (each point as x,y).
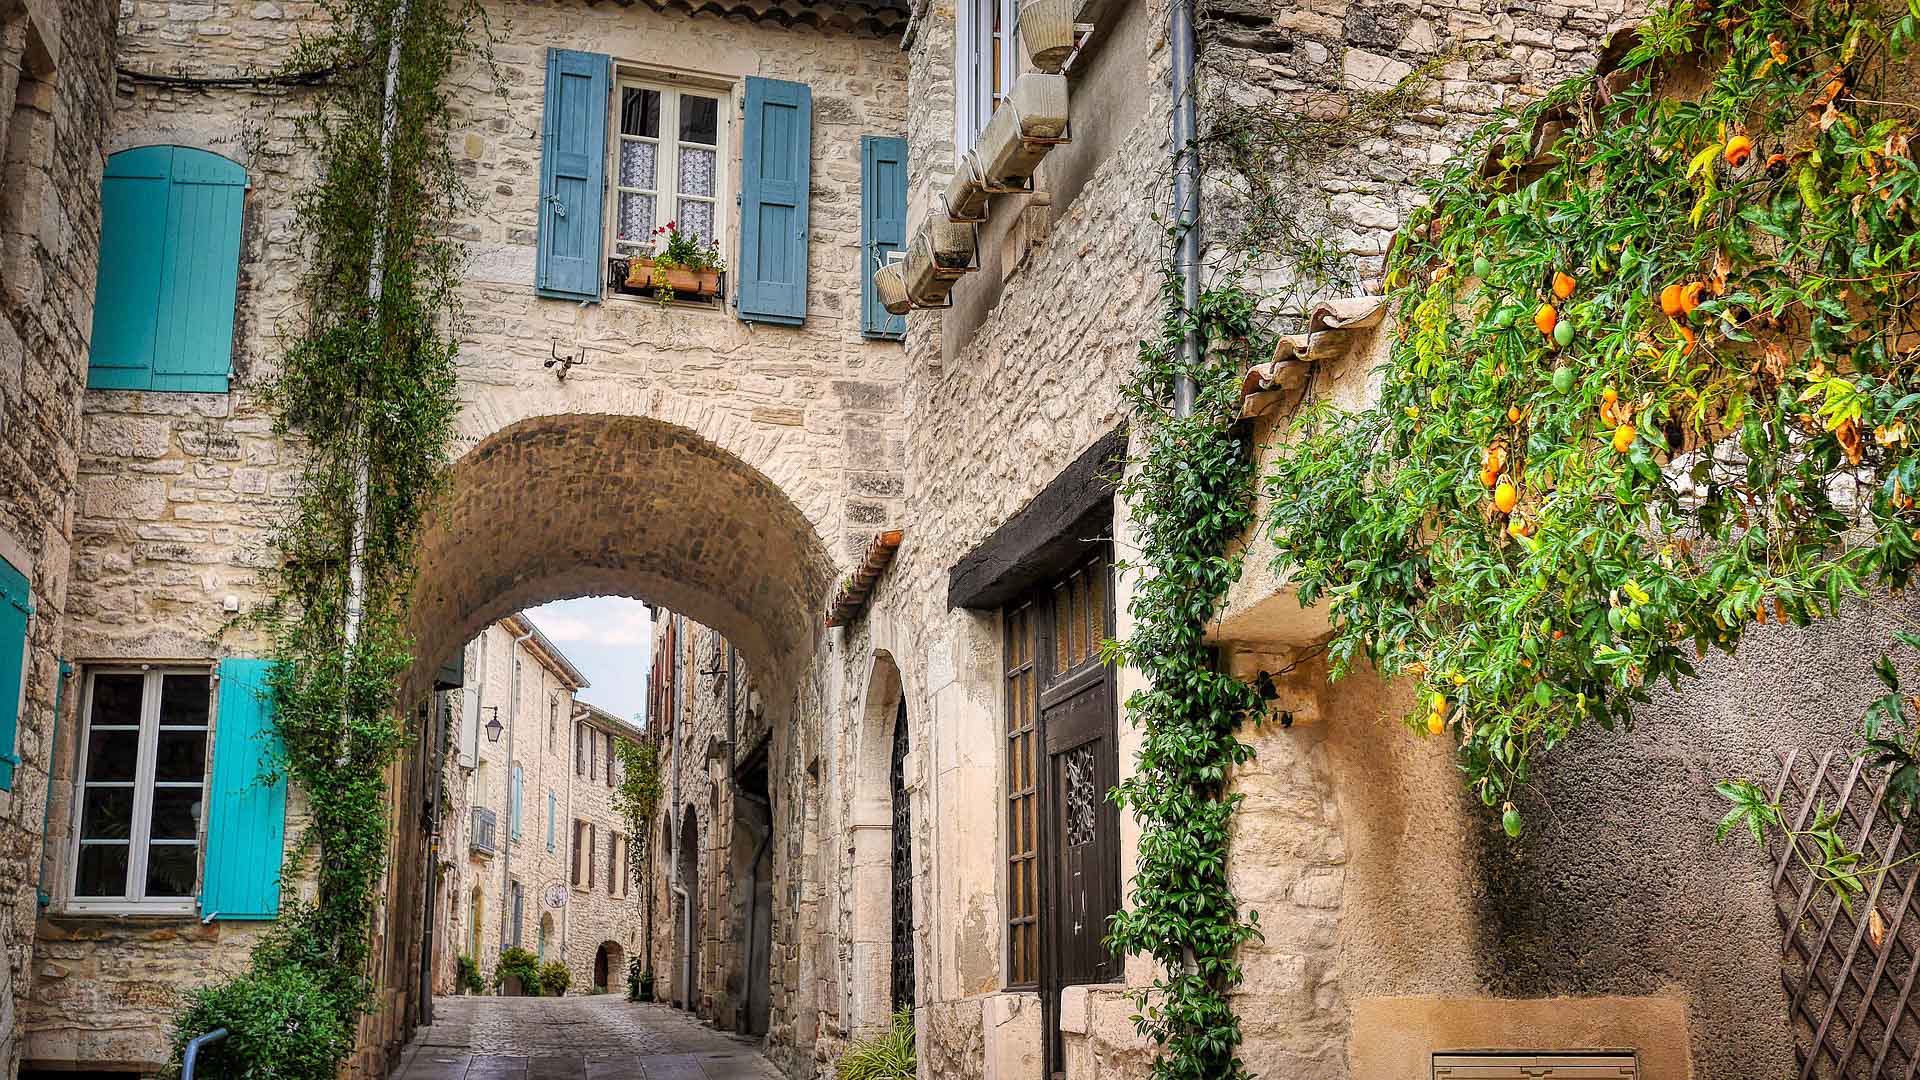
1612,423 -> 1637,454
1493,482 -> 1519,513
1725,135 -> 1753,168
1430,692 -> 1448,711
1426,712 -> 1447,735
1507,517 -> 1529,538
1660,283 -> 1685,317
1508,405 -> 1522,423
1450,673 -> 1466,686
1552,271 -> 1576,299
1602,387 -> 1618,405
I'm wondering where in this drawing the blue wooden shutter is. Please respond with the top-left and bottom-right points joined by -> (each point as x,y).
536,49 -> 610,301
0,556 -> 30,792
201,658 -> 286,920
87,147 -> 245,393
511,765 -> 523,838
860,135 -> 908,340
737,77 -> 812,326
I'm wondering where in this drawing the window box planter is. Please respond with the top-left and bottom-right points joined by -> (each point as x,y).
1019,0 -> 1080,72
976,73 -> 1070,193
875,259 -> 911,316
944,150 -> 991,223
903,218 -> 978,308
606,257 -> 727,302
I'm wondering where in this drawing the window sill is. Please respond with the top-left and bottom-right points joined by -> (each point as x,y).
46,902 -> 199,922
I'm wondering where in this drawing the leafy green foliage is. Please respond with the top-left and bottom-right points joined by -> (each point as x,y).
165,966 -> 352,1080
627,957 -> 652,1002
1263,0 -> 1920,826
831,1008 -> 915,1080
538,960 -> 572,997
493,947 -> 543,996
1109,269 -> 1271,1080
456,954 -> 485,995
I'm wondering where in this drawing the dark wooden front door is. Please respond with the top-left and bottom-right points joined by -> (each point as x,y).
1004,549 -> 1121,1075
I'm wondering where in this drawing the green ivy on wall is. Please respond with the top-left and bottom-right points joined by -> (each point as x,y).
1263,0 -> 1920,833
1110,268 -> 1271,1080
165,0 -> 497,1072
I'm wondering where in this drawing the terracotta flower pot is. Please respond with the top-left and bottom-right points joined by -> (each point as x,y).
625,257 -> 721,297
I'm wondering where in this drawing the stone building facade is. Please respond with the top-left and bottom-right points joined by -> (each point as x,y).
637,613 -> 776,1040
433,615 -> 644,1000
11,0 -> 1915,1075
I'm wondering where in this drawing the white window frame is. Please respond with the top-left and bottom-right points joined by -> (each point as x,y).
608,72 -> 732,267
955,0 -> 1020,156
67,667 -> 212,915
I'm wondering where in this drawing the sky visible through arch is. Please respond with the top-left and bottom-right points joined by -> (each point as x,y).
524,595 -> 654,729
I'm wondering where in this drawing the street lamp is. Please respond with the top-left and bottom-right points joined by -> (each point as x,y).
483,706 -> 503,744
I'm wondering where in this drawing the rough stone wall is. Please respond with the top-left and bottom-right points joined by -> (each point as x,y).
0,0 -> 113,1070
561,704 -> 645,994
821,0 -> 1171,1075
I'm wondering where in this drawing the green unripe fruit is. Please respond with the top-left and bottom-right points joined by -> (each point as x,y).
1503,805 -> 1523,837
1491,307 -> 1516,329
1472,255 -> 1492,279
1552,366 -> 1574,394
1553,319 -> 1575,348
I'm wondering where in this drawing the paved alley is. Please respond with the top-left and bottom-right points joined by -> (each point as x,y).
390,996 -> 782,1080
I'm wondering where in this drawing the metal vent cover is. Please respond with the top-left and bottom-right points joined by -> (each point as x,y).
1433,1050 -> 1638,1078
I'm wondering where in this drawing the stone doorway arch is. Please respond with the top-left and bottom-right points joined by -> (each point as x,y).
594,940 -> 624,992
847,651 -> 912,1035
678,806 -> 701,1012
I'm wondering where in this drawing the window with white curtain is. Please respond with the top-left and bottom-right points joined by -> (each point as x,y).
610,78 -> 729,257
955,0 -> 1019,156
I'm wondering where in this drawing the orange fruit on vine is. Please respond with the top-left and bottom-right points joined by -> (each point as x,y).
1677,324 -> 1696,356
1426,711 -> 1446,735
1680,281 -> 1706,314
1552,629 -> 1565,640
1508,405 -> 1522,423
1494,482 -> 1519,513
1553,271 -> 1576,299
1725,135 -> 1753,167
1602,387 -> 1618,405
1612,423 -> 1637,454
1535,303 -> 1558,336
1660,283 -> 1685,316
1507,516 -> 1530,538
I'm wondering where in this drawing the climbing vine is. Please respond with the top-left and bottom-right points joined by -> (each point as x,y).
1262,0 -> 1920,831
1109,266 -> 1271,1080
165,0 -> 496,1072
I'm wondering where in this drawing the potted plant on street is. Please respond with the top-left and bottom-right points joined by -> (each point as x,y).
625,220 -> 725,303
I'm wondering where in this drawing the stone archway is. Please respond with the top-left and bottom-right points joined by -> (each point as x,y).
404,412 -> 840,709
594,940 -> 624,992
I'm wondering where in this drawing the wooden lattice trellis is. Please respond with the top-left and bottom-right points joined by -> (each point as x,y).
1772,748 -> 1920,1078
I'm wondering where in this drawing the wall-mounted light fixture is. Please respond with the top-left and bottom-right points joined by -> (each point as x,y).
484,706 -> 504,743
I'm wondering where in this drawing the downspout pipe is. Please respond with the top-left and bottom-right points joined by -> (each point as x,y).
1171,0 -> 1201,420
418,690 -> 446,1023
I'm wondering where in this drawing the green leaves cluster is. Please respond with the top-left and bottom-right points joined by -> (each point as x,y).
1109,269 -> 1270,1080
1263,0 -> 1920,826
612,738 -> 663,894
831,1008 -> 916,1080
493,947 -> 543,996
166,0 -> 495,1072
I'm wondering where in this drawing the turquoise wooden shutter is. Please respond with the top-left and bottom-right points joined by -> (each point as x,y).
0,556 -> 30,792
87,148 -> 172,390
536,49 -> 610,301
737,77 -> 812,326
201,658 -> 286,920
860,135 -> 908,340
87,146 -> 246,393
547,790 -> 556,851
511,765 -> 523,838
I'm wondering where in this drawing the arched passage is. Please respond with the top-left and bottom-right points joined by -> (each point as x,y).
847,651 -> 913,1034
403,412 -> 840,710
678,806 -> 701,1011
594,940 -> 624,992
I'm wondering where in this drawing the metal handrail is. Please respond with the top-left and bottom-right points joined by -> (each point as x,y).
182,1027 -> 229,1079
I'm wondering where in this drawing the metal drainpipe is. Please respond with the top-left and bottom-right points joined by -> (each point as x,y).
1171,0 -> 1202,420
499,625 -> 534,966
669,615 -> 691,1011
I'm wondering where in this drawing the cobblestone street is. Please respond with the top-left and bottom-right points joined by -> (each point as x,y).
390,997 -> 781,1080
